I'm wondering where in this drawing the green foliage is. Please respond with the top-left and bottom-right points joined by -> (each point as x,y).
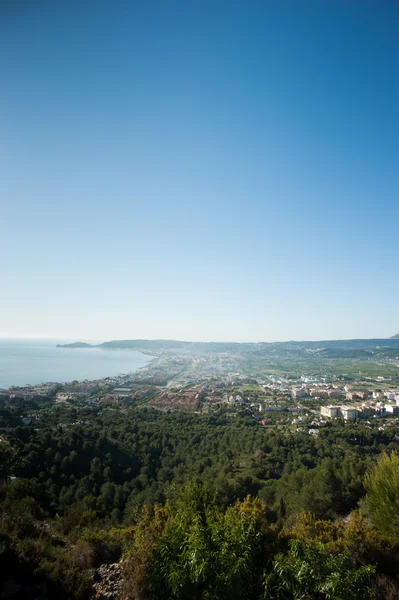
268,539 -> 375,600
279,455 -> 368,518
0,499 -> 92,599
0,439 -> 16,481
124,484 -> 271,600
1,406 -> 399,598
5,407 -> 395,524
365,451 -> 399,544
81,526 -> 134,567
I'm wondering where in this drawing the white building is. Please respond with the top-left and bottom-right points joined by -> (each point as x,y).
384,404 -> 399,415
385,390 -> 399,404
341,407 -> 358,420
320,405 -> 341,418
320,405 -> 358,419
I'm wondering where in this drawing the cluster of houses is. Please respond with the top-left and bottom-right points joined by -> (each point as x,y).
292,386 -> 343,399
292,382 -> 399,402
148,389 -> 201,411
0,382 -> 60,402
321,395 -> 399,420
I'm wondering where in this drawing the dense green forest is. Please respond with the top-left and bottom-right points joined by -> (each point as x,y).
1,404 -> 399,598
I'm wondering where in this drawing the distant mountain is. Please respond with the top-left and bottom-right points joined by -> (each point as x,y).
391,334 -> 399,339
56,337 -> 399,356
57,342 -> 93,348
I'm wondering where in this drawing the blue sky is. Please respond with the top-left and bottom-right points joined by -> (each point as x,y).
1,0 -> 398,342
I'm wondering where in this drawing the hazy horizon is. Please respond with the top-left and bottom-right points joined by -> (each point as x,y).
0,333 -> 398,345
2,1 -> 398,341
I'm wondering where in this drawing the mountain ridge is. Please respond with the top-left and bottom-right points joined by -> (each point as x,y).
56,337 -> 399,357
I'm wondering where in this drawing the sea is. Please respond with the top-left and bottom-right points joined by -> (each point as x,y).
0,338 -> 152,389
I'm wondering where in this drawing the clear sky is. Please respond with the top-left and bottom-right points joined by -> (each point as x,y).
1,0 -> 398,342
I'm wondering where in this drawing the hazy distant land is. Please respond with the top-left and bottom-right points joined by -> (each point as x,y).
57,337 -> 399,359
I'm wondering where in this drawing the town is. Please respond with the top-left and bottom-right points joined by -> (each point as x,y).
1,338 -> 399,438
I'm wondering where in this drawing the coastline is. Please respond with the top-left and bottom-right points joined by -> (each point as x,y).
0,341 -> 156,390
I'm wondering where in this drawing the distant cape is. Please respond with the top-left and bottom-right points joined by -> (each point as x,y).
391,334 -> 399,339
56,342 -> 93,348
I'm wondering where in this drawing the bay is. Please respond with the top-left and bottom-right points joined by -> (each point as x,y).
0,338 -> 152,388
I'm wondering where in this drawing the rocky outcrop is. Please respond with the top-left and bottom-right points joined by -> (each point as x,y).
91,562 -> 124,599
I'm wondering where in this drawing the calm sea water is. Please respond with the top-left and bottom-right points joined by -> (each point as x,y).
0,339 -> 152,388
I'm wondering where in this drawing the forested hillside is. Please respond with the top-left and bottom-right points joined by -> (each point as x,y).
1,404 -> 399,598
